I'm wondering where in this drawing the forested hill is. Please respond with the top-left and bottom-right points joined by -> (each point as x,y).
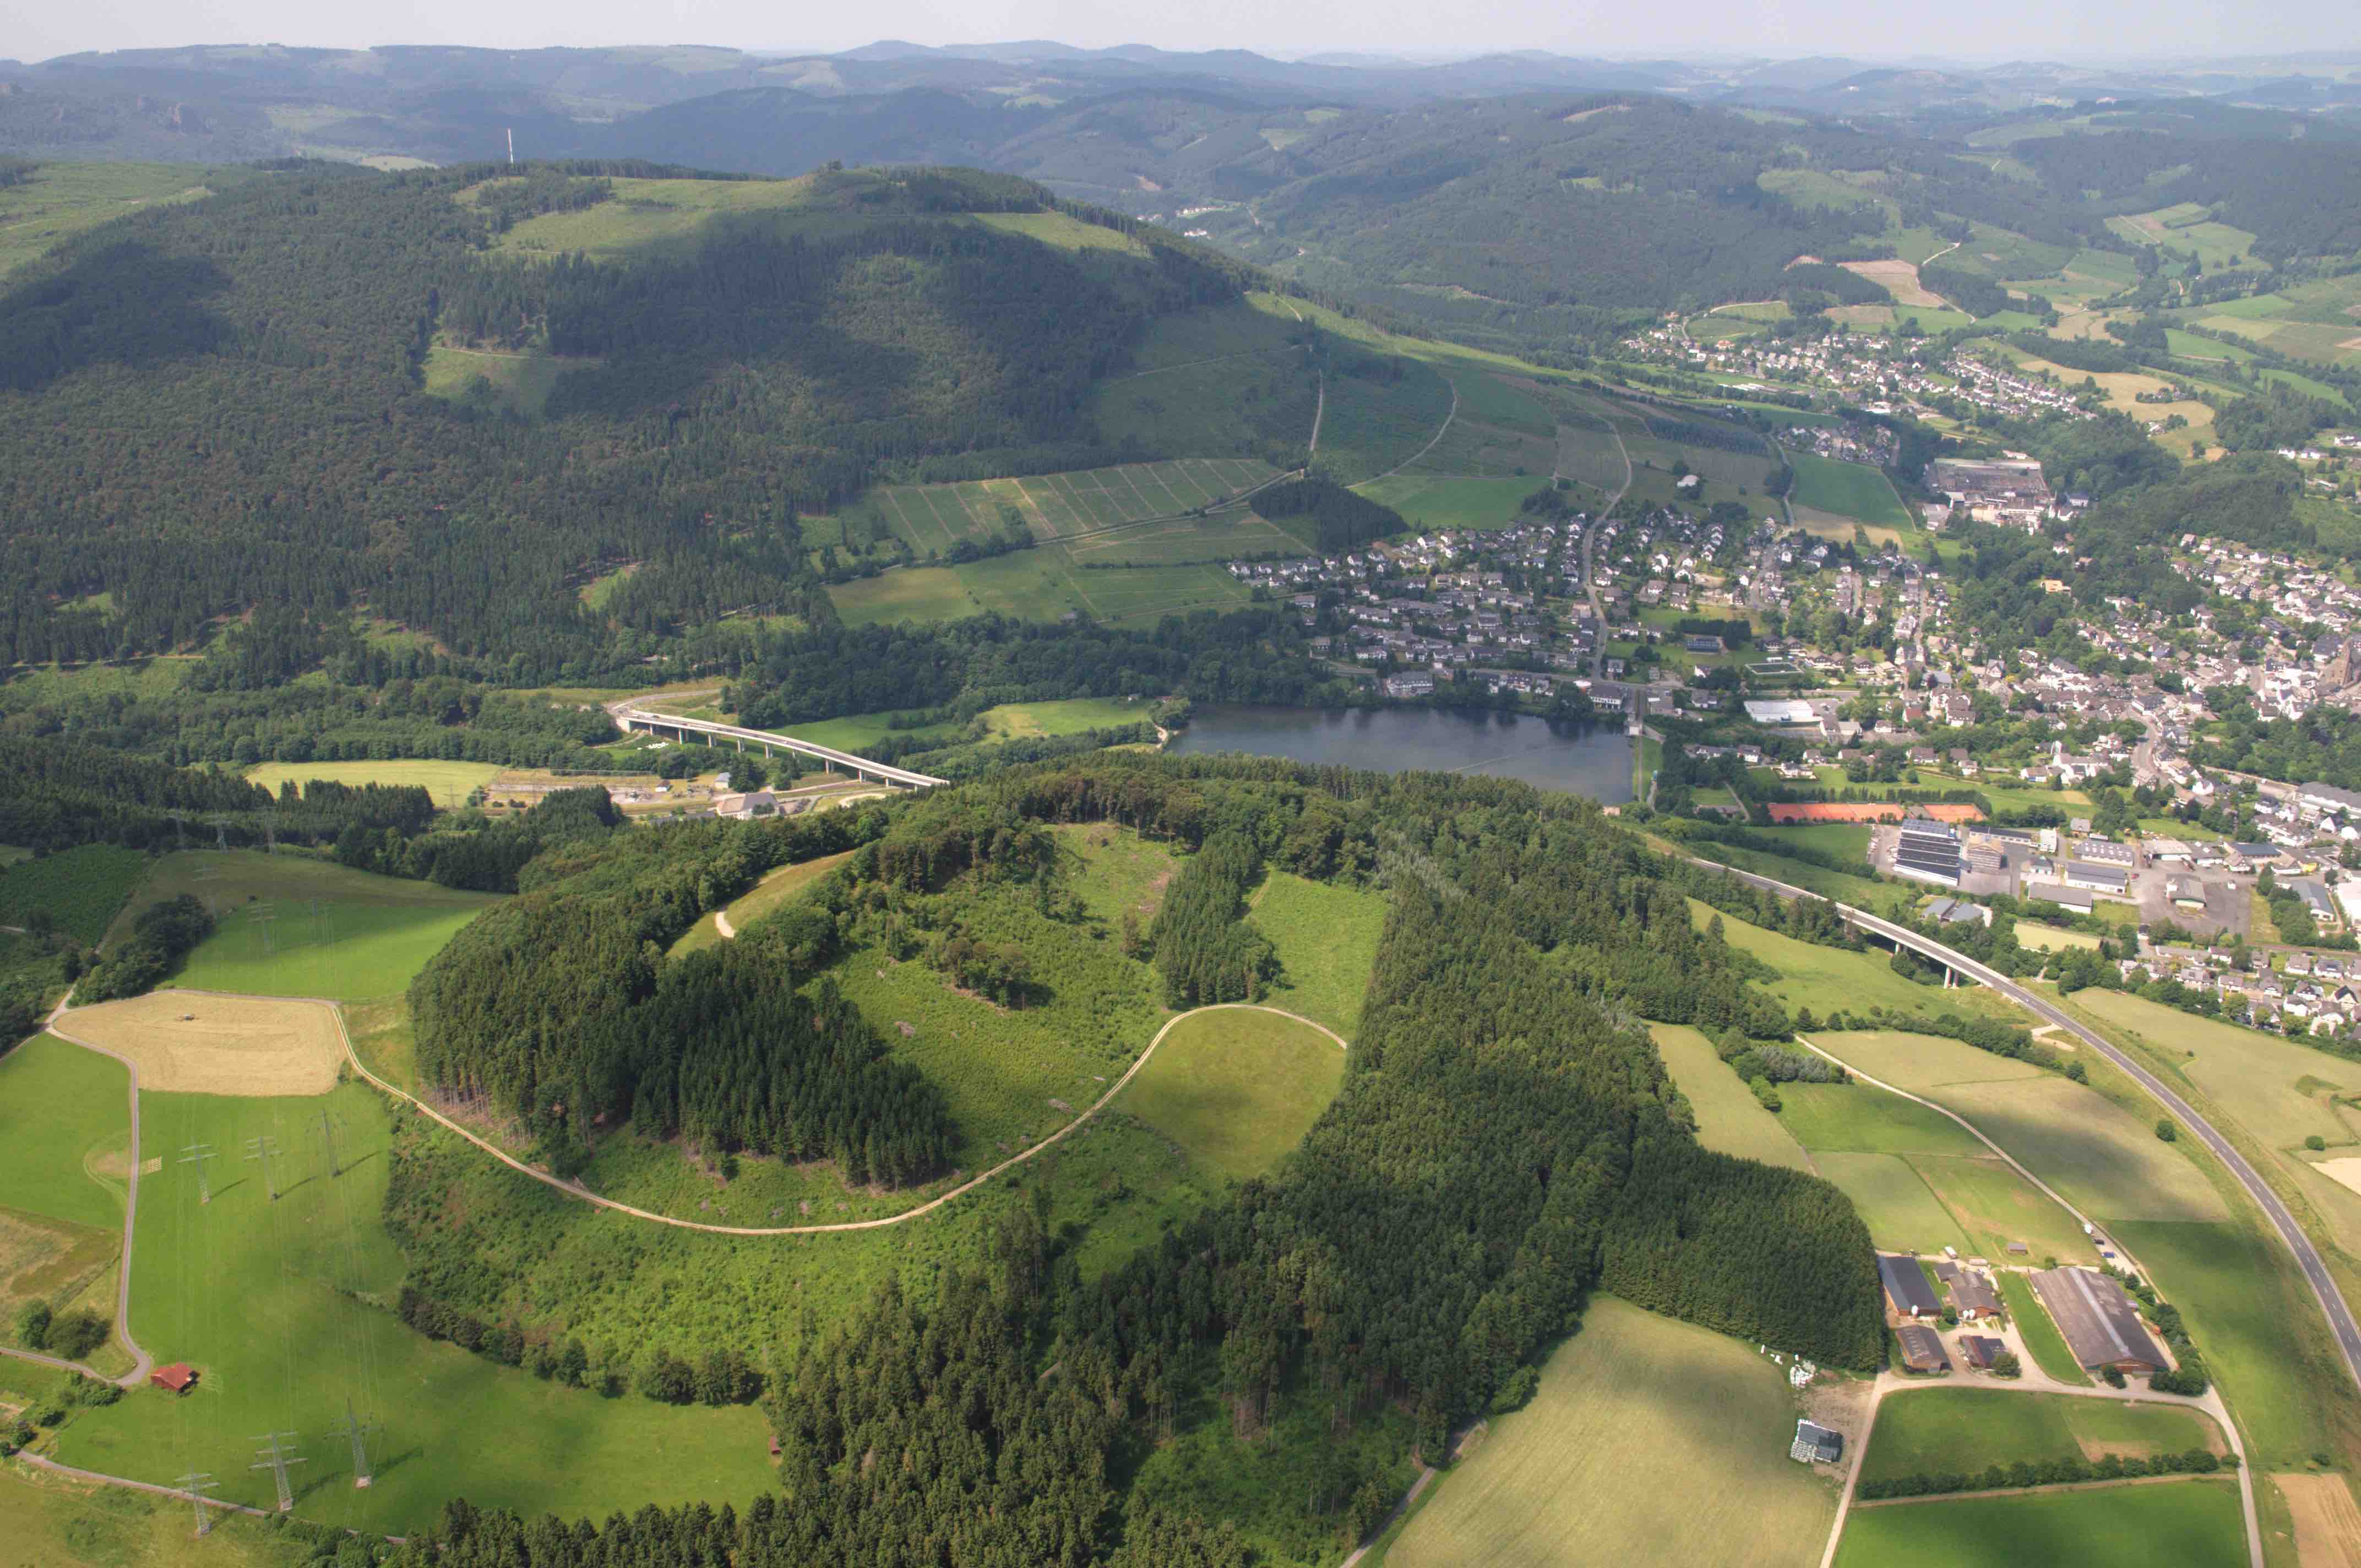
0,161 -> 1263,678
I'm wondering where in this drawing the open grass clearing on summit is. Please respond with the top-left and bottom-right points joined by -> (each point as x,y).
1383,1297 -> 1838,1568
1251,872 -> 1385,1038
55,992 -> 344,1098
1116,1008 -> 1345,1183
670,850 -> 853,956
1649,1023 -> 1813,1172
110,851 -> 502,1001
241,759 -> 504,812
0,1034 -> 131,1232
1834,1479 -> 2245,1568
1863,1387 -> 2221,1485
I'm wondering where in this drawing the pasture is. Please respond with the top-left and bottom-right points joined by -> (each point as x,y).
0,845 -> 149,946
421,345 -> 591,418
112,853 -> 501,1002
1117,1008 -> 1345,1183
242,760 -> 504,811
1252,873 -> 1386,1038
1356,473 -> 1540,530
1811,1151 -> 1970,1255
0,1035 -> 132,1232
1810,1030 -> 2048,1092
1383,1297 -> 1839,1568
0,1464 -> 303,1568
779,697 -> 1154,757
1834,1479 -> 2245,1568
1787,451 -> 1913,529
1862,1387 -> 2219,1485
55,993 -> 344,1098
1930,1077 -> 2226,1226
870,459 -> 1282,552
0,161 -> 247,283
1649,1023 -> 1813,1172
1314,356 -> 1459,486
62,1082 -> 774,1533
1698,904 -> 2025,1027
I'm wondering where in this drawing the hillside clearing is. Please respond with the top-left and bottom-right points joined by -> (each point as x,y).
1116,1007 -> 1346,1182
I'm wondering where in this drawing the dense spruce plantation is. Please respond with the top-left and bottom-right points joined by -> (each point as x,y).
0,161 -> 1260,676
394,754 -> 1881,1565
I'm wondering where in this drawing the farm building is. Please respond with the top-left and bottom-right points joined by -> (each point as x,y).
2061,860 -> 2131,896
1893,821 -> 1965,888
2031,1267 -> 2168,1374
1935,1261 -> 2003,1322
1958,1335 -> 2006,1371
1879,1254 -> 1941,1319
151,1363 -> 197,1395
1895,1324 -> 1952,1374
1791,1419 -> 1844,1464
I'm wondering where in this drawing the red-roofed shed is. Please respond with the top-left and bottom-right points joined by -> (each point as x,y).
151,1363 -> 197,1394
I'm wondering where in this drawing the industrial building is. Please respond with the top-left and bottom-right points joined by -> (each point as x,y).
1893,820 -> 1965,888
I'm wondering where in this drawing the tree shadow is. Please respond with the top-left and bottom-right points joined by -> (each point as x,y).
0,241 -> 234,395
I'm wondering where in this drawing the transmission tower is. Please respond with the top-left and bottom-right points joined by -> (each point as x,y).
175,1472 -> 221,1536
249,1432 -> 306,1513
329,1400 -> 380,1488
244,1135 -> 282,1201
247,901 -> 277,956
261,807 -> 278,855
178,1142 -> 219,1204
214,821 -> 228,852
168,811 -> 188,851
314,1107 -> 342,1179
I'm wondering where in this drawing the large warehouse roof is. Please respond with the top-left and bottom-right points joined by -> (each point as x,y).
2032,1267 -> 2167,1371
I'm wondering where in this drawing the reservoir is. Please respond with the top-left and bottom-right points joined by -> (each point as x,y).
1166,704 -> 1636,803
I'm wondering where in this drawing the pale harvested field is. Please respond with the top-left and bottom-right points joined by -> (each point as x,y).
1841,258 -> 1944,308
57,990 -> 342,1096
2278,1472 -> 2361,1568
2314,1158 -> 2361,1200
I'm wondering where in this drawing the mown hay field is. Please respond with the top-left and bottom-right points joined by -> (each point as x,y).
56,992 -> 344,1097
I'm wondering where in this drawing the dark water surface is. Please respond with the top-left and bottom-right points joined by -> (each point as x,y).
1166,704 -> 1635,802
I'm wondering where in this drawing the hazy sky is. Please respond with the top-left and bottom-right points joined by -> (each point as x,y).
8,0 -> 2357,67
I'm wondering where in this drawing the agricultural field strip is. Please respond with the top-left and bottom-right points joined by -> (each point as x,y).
323,993 -> 1343,1235
1793,1033 -> 2113,1264
1346,373 -> 1460,489
882,458 -> 1292,550
1681,850 -> 2361,1402
4,999 -> 152,1390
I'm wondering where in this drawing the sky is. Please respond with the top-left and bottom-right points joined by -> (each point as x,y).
7,0 -> 2359,66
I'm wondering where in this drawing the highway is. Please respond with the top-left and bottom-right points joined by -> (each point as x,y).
1692,855 -> 2361,1394
613,706 -> 946,789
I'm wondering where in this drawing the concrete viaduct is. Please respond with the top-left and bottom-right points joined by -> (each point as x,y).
612,707 -> 947,790
1691,853 -> 2361,1396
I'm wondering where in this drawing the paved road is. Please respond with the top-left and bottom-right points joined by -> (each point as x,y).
331,995 -> 1345,1238
1693,855 -> 2361,1395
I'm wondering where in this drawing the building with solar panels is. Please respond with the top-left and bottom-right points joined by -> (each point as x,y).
1892,820 -> 1964,887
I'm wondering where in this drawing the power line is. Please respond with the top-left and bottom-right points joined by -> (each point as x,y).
175,1472 -> 221,1536
244,1134 -> 282,1201
178,1142 -> 219,1205
329,1400 -> 380,1489
249,1432 -> 306,1513
314,1107 -> 342,1179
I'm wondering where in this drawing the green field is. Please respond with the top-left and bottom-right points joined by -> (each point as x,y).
1863,1387 -> 2217,1485
421,345 -> 592,418
1315,356 -> 1459,486
0,1035 -> 132,1232
1788,451 -> 1913,529
2001,1272 -> 2087,1384
1700,905 -> 2024,1027
869,459 -> 1285,552
1835,1479 -> 2245,1568
1810,1030 -> 2049,1092
1650,1023 -> 1813,1172
1354,473 -> 1540,530
59,1082 -> 774,1533
2068,988 -> 2353,1152
1384,1297 -> 1838,1568
0,844 -> 149,946
0,1464 -> 306,1568
113,852 -> 502,1002
242,760 -> 506,811
670,850 -> 853,957
1252,873 -> 1386,1038
1777,1081 -> 1985,1156
1818,1150 -> 1972,1254
778,696 -> 1156,757
0,162 -> 253,283
1932,1077 -> 2226,1227
829,551 -> 1256,629
1117,1008 -> 1346,1182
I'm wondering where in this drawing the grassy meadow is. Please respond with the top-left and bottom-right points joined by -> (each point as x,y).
1381,1297 -> 1839,1568
0,1463 -> 312,1568
1834,1479 -> 2245,1568
0,162 -> 253,283
56,1081 -> 775,1534
1862,1387 -> 2220,1484
1251,872 -> 1386,1038
242,760 -> 505,811
110,852 -> 501,1002
1649,1023 -> 1814,1172
670,850 -> 852,957
0,1035 -> 132,1233
1117,1008 -> 1346,1182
